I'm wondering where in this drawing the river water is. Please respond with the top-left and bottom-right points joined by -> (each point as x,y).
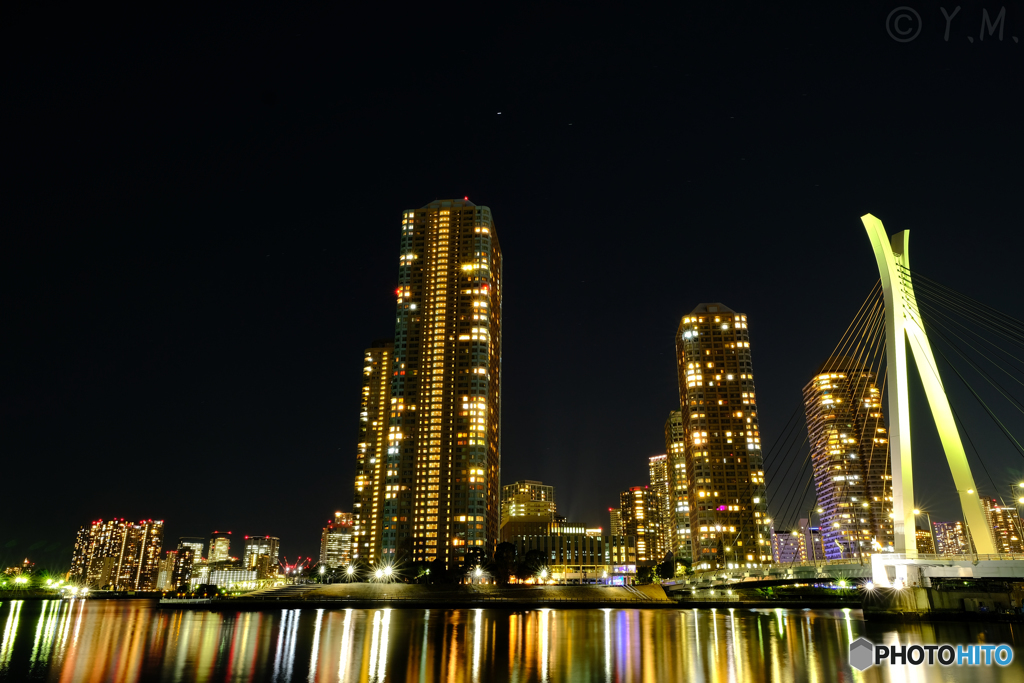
1,599 -> 1023,681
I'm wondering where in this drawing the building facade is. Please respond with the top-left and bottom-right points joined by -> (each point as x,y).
619,487 -> 663,563
664,410 -> 691,562
511,534 -> 637,583
69,519 -> 164,590
354,199 -> 503,570
981,498 -> 1024,554
352,340 -> 395,564
321,512 -> 355,568
208,531 -> 232,563
771,519 -> 825,563
648,455 -> 673,562
803,359 -> 894,560
501,480 -> 556,521
933,521 -> 969,555
178,537 -> 204,563
172,543 -> 196,590
156,551 -> 177,591
242,536 -> 280,574
609,508 -> 622,537
674,303 -> 771,570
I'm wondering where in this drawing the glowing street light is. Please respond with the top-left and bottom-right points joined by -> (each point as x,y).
384,566 -> 393,577
346,565 -> 355,576
374,569 -> 383,579
319,565 -> 326,575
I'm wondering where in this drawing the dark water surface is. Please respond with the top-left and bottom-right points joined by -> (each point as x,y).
2,598 -> 1023,681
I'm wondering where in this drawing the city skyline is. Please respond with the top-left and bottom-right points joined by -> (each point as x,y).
7,7 -> 1024,568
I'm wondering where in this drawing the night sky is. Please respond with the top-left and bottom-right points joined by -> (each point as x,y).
5,4 -> 1024,570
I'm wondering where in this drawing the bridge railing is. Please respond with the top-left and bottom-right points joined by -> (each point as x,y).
884,553 -> 1024,562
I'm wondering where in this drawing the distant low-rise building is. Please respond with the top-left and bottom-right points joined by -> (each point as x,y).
512,534 -> 637,584
771,518 -> 823,564
190,569 -> 257,590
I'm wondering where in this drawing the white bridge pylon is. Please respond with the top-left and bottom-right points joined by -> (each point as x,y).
863,214 -> 996,560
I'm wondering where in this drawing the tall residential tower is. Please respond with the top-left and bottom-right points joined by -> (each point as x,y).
674,303 -> 771,570
803,359 -> 894,559
664,411 -> 691,562
352,340 -> 395,563
355,199 -> 503,570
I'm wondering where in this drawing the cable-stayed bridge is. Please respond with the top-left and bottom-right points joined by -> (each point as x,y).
679,214 -> 1024,592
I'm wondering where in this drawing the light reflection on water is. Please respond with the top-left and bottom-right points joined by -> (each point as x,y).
0,599 -> 1023,682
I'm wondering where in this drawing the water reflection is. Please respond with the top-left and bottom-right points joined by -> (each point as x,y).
0,599 -> 1023,682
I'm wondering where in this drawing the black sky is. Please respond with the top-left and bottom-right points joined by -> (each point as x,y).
4,3 -> 1024,569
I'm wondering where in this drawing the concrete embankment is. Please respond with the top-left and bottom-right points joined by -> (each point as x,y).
863,586 -> 1024,622
198,583 -> 678,610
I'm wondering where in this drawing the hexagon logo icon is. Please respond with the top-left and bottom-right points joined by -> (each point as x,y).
849,637 -> 874,671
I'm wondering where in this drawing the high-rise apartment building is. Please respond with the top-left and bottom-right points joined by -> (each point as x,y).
609,508 -> 622,537
664,411 -> 691,562
981,498 -> 1024,554
208,531 -> 232,563
933,521 -> 968,555
619,487 -> 663,563
353,340 -> 395,563
242,536 -> 280,572
803,359 -> 894,560
674,303 -> 771,570
321,512 -> 355,568
178,537 -> 204,563
648,455 -> 673,562
354,199 -> 503,570
172,544 -> 196,590
70,519 -> 164,590
156,551 -> 177,591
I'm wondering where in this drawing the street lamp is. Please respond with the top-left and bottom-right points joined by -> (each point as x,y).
914,509 -> 937,556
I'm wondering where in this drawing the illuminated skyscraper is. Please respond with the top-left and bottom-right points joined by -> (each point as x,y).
648,455 -> 672,561
609,508 -> 622,537
359,198 -> 502,570
208,531 -> 232,563
178,537 -> 204,563
242,536 -> 280,572
619,487 -> 661,563
803,359 -> 894,560
69,519 -> 164,590
321,512 -> 355,568
675,303 -> 771,570
664,411 -> 691,562
980,498 -> 1024,554
352,340 -> 395,564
